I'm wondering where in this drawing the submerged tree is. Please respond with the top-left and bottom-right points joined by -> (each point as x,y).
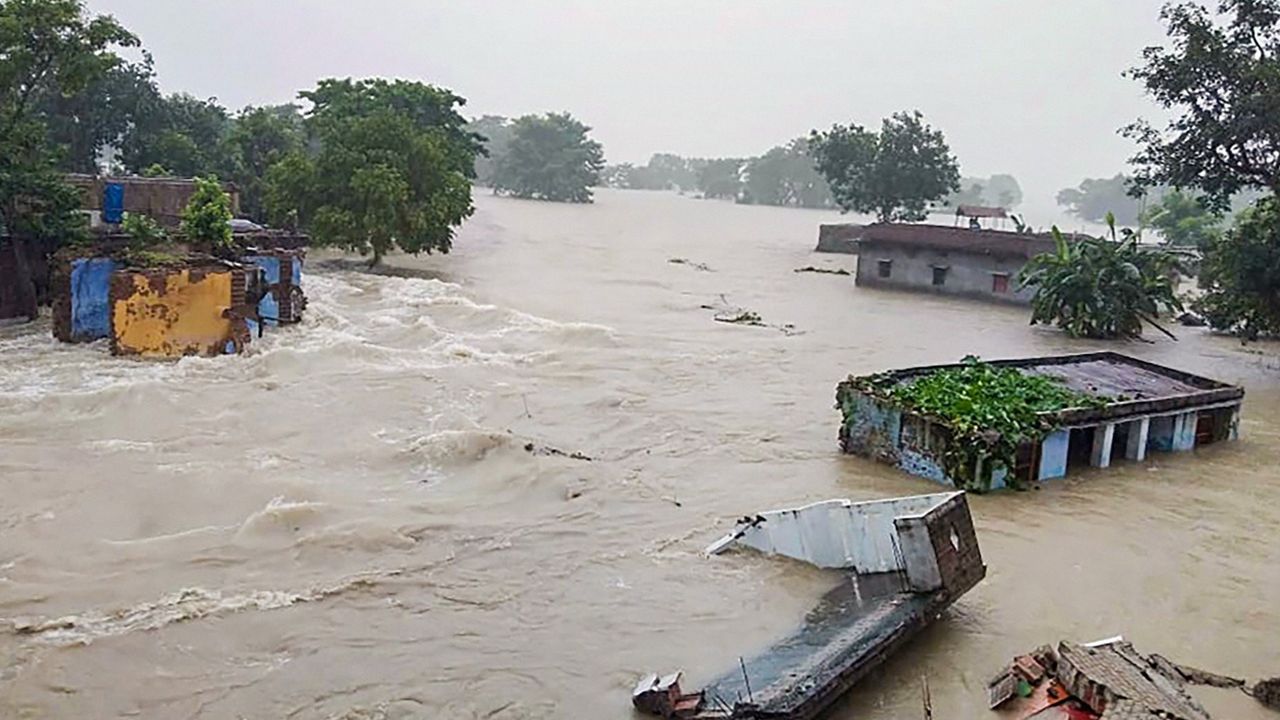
1019,216 -> 1183,340
264,78 -> 482,264
491,112 -> 604,202
740,137 -> 832,208
696,157 -> 743,200
809,111 -> 960,222
1056,175 -> 1150,225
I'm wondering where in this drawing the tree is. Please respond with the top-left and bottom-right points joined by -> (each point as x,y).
264,78 -> 482,263
35,53 -> 155,173
491,112 -> 604,202
119,92 -> 232,177
223,104 -> 303,222
696,157 -> 743,200
1056,175 -> 1151,225
180,176 -> 233,257
986,174 -> 1023,208
0,0 -> 136,316
1193,196 -> 1280,338
740,137 -> 832,208
1125,0 -> 1280,206
466,114 -> 512,187
1019,216 -> 1183,340
1141,189 -> 1224,247
942,174 -> 1023,210
809,111 -> 960,222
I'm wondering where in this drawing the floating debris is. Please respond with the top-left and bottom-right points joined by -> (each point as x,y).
635,491 -> 985,719
793,266 -> 851,275
669,257 -> 714,272
988,638 -> 1279,719
712,310 -> 763,326
522,442 -> 592,462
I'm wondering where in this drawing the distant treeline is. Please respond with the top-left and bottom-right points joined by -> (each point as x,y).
585,143 -> 1022,215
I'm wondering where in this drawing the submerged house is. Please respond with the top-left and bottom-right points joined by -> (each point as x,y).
838,353 -> 1244,491
634,491 -> 985,719
851,223 -> 1075,304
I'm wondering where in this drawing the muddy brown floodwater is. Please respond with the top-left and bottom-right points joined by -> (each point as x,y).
1,189 -> 1278,719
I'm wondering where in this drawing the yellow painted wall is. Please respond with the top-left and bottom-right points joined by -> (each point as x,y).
111,269 -> 237,357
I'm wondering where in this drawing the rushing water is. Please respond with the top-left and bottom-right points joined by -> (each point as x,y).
1,188 -> 1278,719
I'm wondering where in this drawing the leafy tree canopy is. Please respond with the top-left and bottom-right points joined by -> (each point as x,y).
222,104 -> 303,222
1019,217 -> 1184,340
0,0 -> 135,246
740,137 -> 832,208
696,157 -> 743,200
491,112 -> 604,203
119,92 -> 232,178
466,114 -> 513,187
1056,174 -> 1151,225
941,174 -> 1023,210
1125,0 -> 1280,207
180,176 -> 233,256
809,110 -> 960,222
1193,195 -> 1280,338
1140,188 -> 1224,247
264,78 -> 481,263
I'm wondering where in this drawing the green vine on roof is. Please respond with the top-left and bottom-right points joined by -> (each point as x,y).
849,357 -> 1106,491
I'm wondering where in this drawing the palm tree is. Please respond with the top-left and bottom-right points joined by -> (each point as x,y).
1018,213 -> 1183,340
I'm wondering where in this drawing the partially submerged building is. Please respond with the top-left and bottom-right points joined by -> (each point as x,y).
852,223 -> 1067,304
634,491 -> 985,719
838,352 -> 1244,490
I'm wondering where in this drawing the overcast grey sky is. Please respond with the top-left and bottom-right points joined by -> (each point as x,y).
86,0 -> 1173,220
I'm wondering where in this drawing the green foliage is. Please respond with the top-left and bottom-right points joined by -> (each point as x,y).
466,114 -> 514,187
739,137 -> 833,208
0,0 -> 132,247
603,153 -> 703,192
1125,0 -> 1280,206
1140,189 -> 1224,247
222,104 -> 303,221
180,176 -> 233,256
1019,218 -> 1184,339
809,110 -> 960,222
492,112 -> 604,202
35,53 -> 154,173
696,158 -> 743,200
120,211 -> 166,249
876,358 -> 1101,491
942,174 -> 1023,210
142,163 -> 168,177
1193,195 -> 1280,338
1056,174 -> 1151,225
119,92 -> 232,177
264,78 -> 481,263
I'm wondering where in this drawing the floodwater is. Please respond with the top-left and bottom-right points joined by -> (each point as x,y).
1,188 -> 1277,719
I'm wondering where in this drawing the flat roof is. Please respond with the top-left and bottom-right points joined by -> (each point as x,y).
852,352 -> 1244,425
856,223 -> 1073,259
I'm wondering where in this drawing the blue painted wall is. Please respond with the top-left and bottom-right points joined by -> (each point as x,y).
898,447 -> 950,485
1148,415 -> 1176,452
1173,412 -> 1198,451
69,257 -> 117,341
243,254 -> 303,326
1038,429 -> 1070,480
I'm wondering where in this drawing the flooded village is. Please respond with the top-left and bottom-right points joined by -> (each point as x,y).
3,2 -> 1280,720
